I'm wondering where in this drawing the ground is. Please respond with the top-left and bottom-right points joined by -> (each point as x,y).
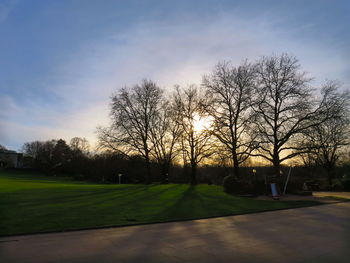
0,170 -> 322,236
1,201 -> 349,263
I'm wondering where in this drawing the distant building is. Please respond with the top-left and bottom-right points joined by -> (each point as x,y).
0,150 -> 23,168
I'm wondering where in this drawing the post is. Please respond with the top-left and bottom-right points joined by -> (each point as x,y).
283,167 -> 292,195
118,173 -> 122,184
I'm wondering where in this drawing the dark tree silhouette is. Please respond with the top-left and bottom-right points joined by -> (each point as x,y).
97,80 -> 163,183
22,140 -> 57,172
172,85 -> 213,185
202,61 -> 257,179
252,54 -> 332,176
70,137 -> 90,155
301,82 -> 350,184
150,100 -> 182,182
0,144 -> 7,151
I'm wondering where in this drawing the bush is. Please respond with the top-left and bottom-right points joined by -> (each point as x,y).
331,180 -> 344,191
284,181 -> 299,194
252,180 -> 266,195
223,175 -> 240,194
342,174 -> 350,191
223,176 -> 266,195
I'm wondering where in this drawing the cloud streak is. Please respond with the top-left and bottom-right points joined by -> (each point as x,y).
1,9 -> 349,150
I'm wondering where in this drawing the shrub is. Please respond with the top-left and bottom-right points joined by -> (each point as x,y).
252,180 -> 266,195
223,175 -> 240,194
342,174 -> 350,191
329,179 -> 344,191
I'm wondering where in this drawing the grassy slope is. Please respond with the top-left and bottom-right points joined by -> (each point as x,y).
0,170 -> 320,236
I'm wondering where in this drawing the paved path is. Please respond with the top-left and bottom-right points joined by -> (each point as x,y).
1,202 -> 349,263
314,191 -> 350,200
255,191 -> 350,203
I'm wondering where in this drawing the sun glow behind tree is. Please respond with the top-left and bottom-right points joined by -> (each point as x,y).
193,114 -> 212,133
97,54 -> 349,184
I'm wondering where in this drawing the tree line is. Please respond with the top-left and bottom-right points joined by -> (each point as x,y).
97,54 -> 350,185
20,54 -> 349,186
22,138 -> 90,174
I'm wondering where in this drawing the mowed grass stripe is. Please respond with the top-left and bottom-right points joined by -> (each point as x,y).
0,171 -> 320,236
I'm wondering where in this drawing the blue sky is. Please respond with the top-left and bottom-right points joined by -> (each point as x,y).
0,0 -> 349,150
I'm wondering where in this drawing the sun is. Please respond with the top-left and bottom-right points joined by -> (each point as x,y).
193,114 -> 212,132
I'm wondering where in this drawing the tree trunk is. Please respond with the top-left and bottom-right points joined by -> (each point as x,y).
325,164 -> 334,186
145,152 -> 152,184
183,164 -> 189,183
190,161 -> 197,185
232,150 -> 240,179
161,162 -> 169,184
272,147 -> 280,177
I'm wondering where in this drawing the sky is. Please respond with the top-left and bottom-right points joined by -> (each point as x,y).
0,0 -> 349,151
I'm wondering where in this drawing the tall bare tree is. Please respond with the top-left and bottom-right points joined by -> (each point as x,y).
97,80 -> 163,183
252,54 -> 331,175
150,100 -> 182,182
173,85 -> 213,185
202,61 -> 257,179
70,137 -> 90,155
301,82 -> 350,184
22,140 -> 57,172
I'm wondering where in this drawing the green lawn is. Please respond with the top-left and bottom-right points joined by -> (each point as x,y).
0,170 -> 320,236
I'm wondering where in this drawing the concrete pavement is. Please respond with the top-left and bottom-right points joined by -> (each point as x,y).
1,202 -> 349,263
313,191 -> 350,200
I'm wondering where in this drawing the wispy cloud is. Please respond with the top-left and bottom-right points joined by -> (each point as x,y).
1,9 -> 349,150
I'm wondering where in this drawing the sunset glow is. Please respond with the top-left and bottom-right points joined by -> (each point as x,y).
193,115 -> 212,133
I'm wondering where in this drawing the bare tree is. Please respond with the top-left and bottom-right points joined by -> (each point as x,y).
70,137 -> 90,155
173,85 -> 213,185
0,144 -> 7,151
22,141 -> 43,159
252,54 -> 332,176
22,140 -> 57,172
202,61 -> 257,179
301,82 -> 350,184
97,80 -> 163,183
150,100 -> 182,182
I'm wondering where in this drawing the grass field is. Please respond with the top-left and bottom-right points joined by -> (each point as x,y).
0,170 -> 321,236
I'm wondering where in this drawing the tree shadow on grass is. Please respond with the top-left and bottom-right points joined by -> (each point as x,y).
8,184 -> 181,209
150,185 -> 209,221
0,184 -> 188,235
152,185 -> 251,219
149,185 -> 323,223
